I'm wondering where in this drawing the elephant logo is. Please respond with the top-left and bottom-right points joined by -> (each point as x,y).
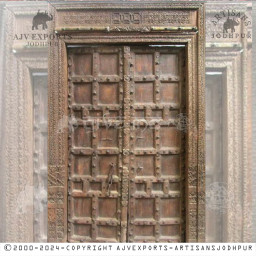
223,16 -> 239,33
32,10 -> 53,30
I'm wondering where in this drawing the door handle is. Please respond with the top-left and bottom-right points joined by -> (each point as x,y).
107,162 -> 114,195
136,166 -> 143,174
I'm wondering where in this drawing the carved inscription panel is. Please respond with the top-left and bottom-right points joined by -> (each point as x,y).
57,9 -> 197,29
67,45 -> 185,242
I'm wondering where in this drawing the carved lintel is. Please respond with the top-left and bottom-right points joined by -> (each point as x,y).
55,26 -> 198,34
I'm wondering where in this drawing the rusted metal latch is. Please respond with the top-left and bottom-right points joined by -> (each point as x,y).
107,162 -> 114,195
136,166 -> 144,174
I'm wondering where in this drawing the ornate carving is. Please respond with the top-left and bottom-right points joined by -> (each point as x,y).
188,166 -> 198,187
109,26 -> 151,32
48,165 -> 65,187
58,9 -> 196,29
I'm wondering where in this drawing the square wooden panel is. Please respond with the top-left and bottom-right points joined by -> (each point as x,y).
108,110 -> 119,117
134,225 -> 155,237
135,53 -> 153,75
98,155 -> 118,176
135,183 -> 146,193
134,109 -> 145,119
73,83 -> 92,104
89,182 -> 102,192
151,109 -> 163,119
135,82 -> 154,103
160,198 -> 180,218
72,155 -> 92,176
73,126 -> 92,148
97,127 -> 118,148
89,110 -> 103,118
98,198 -> 117,218
135,127 -> 154,148
159,53 -> 178,75
97,226 -> 118,240
160,224 -> 180,237
73,224 -> 92,238
152,182 -> 163,192
160,82 -> 179,104
72,197 -> 92,218
160,127 -> 180,148
72,181 -> 83,192
161,155 -> 180,176
99,83 -> 119,104
135,198 -> 155,219
134,155 -> 155,177
72,54 -> 92,76
99,53 -> 119,75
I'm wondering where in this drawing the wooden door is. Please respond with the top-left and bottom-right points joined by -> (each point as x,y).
67,45 -> 185,243
127,46 -> 185,242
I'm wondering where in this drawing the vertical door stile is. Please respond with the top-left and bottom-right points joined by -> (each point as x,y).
121,46 -> 131,242
91,49 -> 99,242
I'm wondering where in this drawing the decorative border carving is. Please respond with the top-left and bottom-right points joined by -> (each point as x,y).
0,2 -> 48,242
48,1 -> 205,242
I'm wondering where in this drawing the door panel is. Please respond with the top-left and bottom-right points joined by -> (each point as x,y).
128,47 -> 185,242
68,46 -> 124,242
67,45 -> 185,242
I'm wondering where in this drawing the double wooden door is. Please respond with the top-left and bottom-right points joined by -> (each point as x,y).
67,45 -> 185,242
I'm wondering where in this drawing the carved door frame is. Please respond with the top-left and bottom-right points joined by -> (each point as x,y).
48,1 -> 205,242
205,3 -> 252,242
